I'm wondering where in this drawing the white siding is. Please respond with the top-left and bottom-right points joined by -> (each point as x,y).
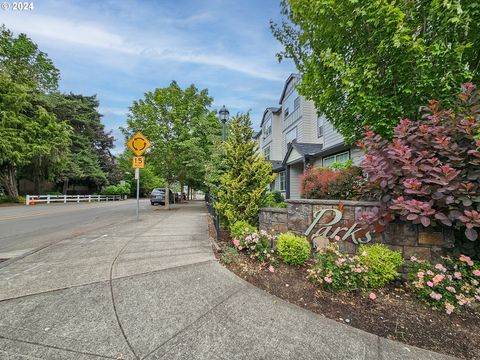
270,112 -> 282,160
300,99 -> 320,144
289,163 -> 303,199
286,148 -> 302,164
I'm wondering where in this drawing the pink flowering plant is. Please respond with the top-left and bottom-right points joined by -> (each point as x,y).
308,243 -> 403,292
408,254 -> 480,314
359,83 -> 480,241
232,228 -> 275,262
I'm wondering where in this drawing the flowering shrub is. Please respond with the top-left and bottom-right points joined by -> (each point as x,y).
308,244 -> 369,292
359,83 -> 480,240
276,232 -> 311,266
300,166 -> 365,200
230,221 -> 257,240
408,254 -> 480,314
308,244 -> 403,292
232,228 -> 274,261
359,244 -> 403,288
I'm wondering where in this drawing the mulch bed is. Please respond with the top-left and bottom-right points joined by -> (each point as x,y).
214,245 -> 480,360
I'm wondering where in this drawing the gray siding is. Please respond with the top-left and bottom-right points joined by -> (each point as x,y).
323,119 -> 344,148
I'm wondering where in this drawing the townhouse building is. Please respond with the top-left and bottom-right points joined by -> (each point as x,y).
256,73 -> 363,199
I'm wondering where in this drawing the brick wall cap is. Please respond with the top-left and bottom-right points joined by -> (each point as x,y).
286,199 -> 380,207
260,207 -> 288,213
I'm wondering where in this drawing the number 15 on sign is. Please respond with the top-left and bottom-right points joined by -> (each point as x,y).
133,157 -> 145,168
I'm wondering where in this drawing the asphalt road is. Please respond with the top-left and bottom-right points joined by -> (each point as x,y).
0,199 -> 149,259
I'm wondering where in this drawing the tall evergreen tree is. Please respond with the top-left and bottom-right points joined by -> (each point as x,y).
216,114 -> 275,227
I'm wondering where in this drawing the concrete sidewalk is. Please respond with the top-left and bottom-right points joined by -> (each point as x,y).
0,201 -> 456,359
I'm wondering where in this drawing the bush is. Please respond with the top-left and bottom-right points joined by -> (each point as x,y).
276,232 -> 311,265
308,244 -> 369,292
359,83 -> 480,241
232,228 -> 274,261
262,191 -> 287,208
221,246 -> 240,265
17,196 -> 25,204
408,254 -> 480,314
230,221 -> 257,239
300,167 -> 340,199
271,190 -> 284,203
101,183 -> 131,196
358,244 -> 403,287
215,114 -> 276,228
300,166 -> 365,200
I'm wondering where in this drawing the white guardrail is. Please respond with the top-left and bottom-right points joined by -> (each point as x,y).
25,194 -> 124,205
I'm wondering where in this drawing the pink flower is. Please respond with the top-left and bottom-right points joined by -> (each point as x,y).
473,269 -> 480,277
467,260 -> 474,266
361,251 -> 367,257
427,270 -> 434,276
355,268 -> 363,273
324,276 -> 333,284
426,281 -> 434,287
435,264 -> 447,272
459,254 -> 471,263
334,235 -> 341,241
417,272 -> 424,278
429,292 -> 442,300
445,302 -> 455,315
268,265 -> 275,273
369,292 -> 377,300
454,272 -> 462,280
238,246 -> 243,250
233,239 -> 240,247
245,235 -> 252,242
410,256 -> 418,262
432,274 -> 445,284
446,286 -> 456,293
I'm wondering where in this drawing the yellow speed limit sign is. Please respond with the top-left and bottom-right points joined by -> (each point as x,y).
132,157 -> 145,168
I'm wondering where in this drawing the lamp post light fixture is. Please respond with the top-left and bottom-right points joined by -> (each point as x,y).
218,105 -> 229,142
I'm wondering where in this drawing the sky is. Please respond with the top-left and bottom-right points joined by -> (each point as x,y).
1,0 -> 296,153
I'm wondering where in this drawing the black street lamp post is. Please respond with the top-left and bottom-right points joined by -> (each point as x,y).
218,105 -> 229,142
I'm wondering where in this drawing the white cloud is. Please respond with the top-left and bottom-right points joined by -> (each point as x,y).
98,107 -> 128,116
3,13 -> 283,81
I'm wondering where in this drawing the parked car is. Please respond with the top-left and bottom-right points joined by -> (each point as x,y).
150,188 -> 174,205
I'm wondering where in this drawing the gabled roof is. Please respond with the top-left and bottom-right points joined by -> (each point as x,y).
279,73 -> 301,104
282,141 -> 324,165
268,160 -> 284,172
260,107 -> 281,128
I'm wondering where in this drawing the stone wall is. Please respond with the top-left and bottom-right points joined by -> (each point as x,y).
259,199 -> 454,262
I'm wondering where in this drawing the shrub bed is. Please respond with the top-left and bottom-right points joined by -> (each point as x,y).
408,254 -> 480,314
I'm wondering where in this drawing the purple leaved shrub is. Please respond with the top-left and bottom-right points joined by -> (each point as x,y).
359,83 -> 480,241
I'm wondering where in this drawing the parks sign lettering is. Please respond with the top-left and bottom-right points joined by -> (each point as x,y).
304,209 -> 372,244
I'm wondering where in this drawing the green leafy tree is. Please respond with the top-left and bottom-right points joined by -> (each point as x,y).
126,81 -> 219,208
215,114 -> 275,227
0,73 -> 71,197
0,25 -> 59,92
41,93 -> 119,192
271,0 -> 480,141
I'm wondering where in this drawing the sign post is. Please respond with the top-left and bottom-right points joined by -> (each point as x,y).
127,132 -> 152,221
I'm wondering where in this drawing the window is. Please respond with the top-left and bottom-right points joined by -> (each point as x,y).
317,116 -> 324,137
263,117 -> 272,138
280,171 -> 286,191
323,151 -> 350,167
264,146 -> 271,160
284,107 -> 289,118
285,127 -> 297,146
294,96 -> 300,110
